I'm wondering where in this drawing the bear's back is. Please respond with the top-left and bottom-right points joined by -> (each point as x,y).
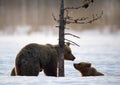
16,43 -> 58,68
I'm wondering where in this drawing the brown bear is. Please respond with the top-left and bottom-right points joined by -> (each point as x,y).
73,62 -> 104,76
11,42 -> 75,76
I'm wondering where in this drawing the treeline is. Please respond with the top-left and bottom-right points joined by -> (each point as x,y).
0,0 -> 120,33
0,0 -> 59,31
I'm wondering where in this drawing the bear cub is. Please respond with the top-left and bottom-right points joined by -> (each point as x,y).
73,62 -> 104,76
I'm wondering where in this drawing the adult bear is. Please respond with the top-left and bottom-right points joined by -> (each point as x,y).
11,42 -> 75,76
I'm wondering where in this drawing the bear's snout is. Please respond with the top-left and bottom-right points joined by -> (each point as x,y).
71,55 -> 75,61
73,63 -> 78,69
72,56 -> 75,61
73,63 -> 76,67
64,54 -> 75,61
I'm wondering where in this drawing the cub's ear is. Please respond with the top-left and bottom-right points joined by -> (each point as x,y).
86,63 -> 91,67
65,42 -> 70,46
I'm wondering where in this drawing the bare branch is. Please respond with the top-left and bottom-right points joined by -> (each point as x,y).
64,0 -> 94,10
52,0 -> 101,26
64,10 -> 74,21
64,5 -> 82,10
66,10 -> 103,24
65,39 -> 80,47
65,33 -> 80,39
52,13 -> 59,22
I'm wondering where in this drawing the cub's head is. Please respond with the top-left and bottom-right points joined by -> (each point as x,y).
73,62 -> 104,76
73,62 -> 91,71
64,42 -> 75,61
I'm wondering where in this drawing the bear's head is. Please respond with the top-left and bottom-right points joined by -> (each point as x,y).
73,62 -> 91,72
73,62 -> 104,76
64,42 -> 75,61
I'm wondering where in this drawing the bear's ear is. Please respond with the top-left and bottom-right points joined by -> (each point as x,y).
86,63 -> 91,67
65,42 -> 70,46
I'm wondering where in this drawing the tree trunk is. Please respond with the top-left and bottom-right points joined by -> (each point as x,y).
58,0 -> 65,77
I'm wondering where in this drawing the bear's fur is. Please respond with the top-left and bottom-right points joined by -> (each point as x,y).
73,62 -> 104,76
11,67 -> 16,76
11,42 -> 75,76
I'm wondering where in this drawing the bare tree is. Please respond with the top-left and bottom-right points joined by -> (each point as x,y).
53,0 -> 103,77
58,0 -> 65,77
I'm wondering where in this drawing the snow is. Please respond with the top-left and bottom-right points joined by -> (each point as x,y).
0,30 -> 120,85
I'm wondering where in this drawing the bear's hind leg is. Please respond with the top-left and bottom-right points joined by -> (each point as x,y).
16,59 -> 40,76
21,62 -> 40,76
11,67 -> 16,76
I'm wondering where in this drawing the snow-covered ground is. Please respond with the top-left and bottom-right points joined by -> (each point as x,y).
0,30 -> 120,85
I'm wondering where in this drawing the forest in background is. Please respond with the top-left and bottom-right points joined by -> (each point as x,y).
0,0 -> 120,34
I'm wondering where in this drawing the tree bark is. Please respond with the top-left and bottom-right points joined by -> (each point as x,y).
58,0 -> 65,77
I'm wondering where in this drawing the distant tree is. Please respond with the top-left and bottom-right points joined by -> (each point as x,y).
53,0 -> 103,77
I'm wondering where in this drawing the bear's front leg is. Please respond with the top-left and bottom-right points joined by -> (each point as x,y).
44,61 -> 57,77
